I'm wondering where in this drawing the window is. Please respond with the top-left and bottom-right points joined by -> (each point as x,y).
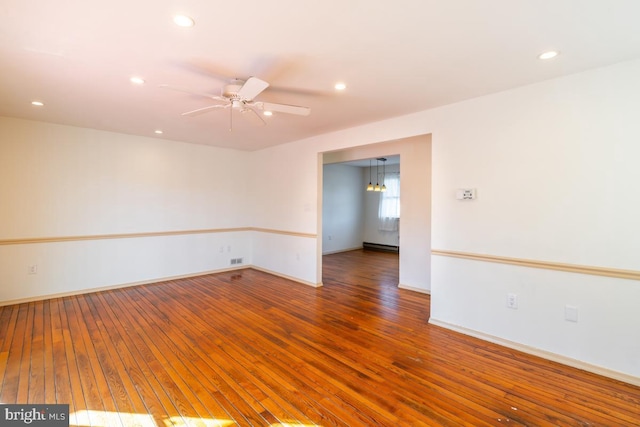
378,173 -> 400,231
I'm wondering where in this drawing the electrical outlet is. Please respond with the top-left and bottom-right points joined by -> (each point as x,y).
28,264 -> 38,275
506,293 -> 518,309
456,188 -> 477,200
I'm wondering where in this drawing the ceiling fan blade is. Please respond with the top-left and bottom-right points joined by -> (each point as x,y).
181,104 -> 228,117
237,77 -> 269,100
159,84 -> 226,102
259,102 -> 311,116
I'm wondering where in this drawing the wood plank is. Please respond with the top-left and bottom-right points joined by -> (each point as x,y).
27,301 -> 45,404
48,299 -> 72,408
0,249 -> 639,426
55,297 -> 90,425
0,305 -> 19,393
42,300 -> 56,404
1,304 -> 28,403
15,303 -> 34,403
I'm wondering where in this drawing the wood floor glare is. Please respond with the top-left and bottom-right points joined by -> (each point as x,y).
1,249 -> 639,426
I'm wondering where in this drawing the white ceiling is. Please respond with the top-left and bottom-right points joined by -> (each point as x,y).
2,1 -> 640,151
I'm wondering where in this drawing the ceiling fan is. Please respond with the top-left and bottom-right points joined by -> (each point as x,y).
160,77 -> 310,130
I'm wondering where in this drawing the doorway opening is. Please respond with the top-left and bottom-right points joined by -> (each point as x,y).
318,134 -> 432,295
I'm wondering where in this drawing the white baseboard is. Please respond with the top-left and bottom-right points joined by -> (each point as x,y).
398,284 -> 431,294
0,266 -> 249,307
322,246 -> 363,255
250,266 -> 323,288
1,263 -> 324,307
429,318 -> 640,387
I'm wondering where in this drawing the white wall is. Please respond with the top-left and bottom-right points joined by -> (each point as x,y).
427,59 -> 640,381
251,230 -> 318,286
253,59 -> 640,381
245,141 -> 321,283
322,163 -> 364,254
0,118 -> 252,302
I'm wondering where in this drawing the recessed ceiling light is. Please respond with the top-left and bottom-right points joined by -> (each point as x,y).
173,15 -> 195,27
263,111 -> 273,116
31,101 -> 44,106
334,82 -> 347,91
130,76 -> 145,85
538,50 -> 559,60
154,130 -> 163,134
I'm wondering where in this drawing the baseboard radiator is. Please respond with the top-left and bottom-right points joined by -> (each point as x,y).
363,242 -> 399,253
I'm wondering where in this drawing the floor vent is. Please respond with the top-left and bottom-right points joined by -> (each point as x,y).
362,242 -> 399,253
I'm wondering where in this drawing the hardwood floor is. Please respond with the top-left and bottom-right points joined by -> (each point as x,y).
1,249 -> 639,426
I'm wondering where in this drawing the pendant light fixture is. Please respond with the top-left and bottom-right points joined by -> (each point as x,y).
366,159 -> 374,191
365,157 -> 388,192
380,157 -> 387,192
374,157 -> 387,192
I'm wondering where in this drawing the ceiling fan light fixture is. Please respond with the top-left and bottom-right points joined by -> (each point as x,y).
173,15 -> 195,27
160,76 -> 310,128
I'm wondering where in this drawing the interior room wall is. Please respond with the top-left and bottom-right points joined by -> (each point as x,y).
0,117 -> 252,303
252,59 -> 640,382
321,163 -> 364,254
